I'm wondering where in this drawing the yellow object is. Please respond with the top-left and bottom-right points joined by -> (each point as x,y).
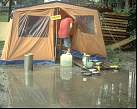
51,15 -> 61,20
60,52 -> 72,67
96,66 -> 101,71
110,65 -> 119,69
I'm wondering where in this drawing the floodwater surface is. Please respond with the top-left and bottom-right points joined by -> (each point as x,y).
0,65 -> 136,108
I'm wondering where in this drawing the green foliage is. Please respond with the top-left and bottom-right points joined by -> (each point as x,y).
128,5 -> 136,37
0,41 -> 5,50
14,0 -> 43,7
106,48 -> 121,65
113,8 -> 122,13
0,12 -> 8,22
121,8 -> 130,14
113,7 -> 130,14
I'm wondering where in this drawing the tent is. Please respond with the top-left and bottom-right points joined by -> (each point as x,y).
0,2 -> 107,64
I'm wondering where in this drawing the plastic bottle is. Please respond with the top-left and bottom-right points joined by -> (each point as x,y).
82,53 -> 87,67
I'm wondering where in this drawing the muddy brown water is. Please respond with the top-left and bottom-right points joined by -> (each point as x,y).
0,64 -> 136,108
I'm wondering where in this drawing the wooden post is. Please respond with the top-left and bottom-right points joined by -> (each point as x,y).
24,53 -> 33,73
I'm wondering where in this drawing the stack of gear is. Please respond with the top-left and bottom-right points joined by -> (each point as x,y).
81,53 -> 120,76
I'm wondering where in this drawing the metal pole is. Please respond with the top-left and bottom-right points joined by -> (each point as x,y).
24,53 -> 33,87
55,8 -> 59,61
24,53 -> 33,73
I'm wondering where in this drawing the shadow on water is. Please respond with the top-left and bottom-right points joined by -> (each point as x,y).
0,65 -> 136,108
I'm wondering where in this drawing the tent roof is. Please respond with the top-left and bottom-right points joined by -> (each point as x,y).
15,2 -> 97,13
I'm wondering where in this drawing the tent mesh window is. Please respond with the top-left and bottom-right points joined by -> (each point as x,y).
19,15 -> 50,37
76,16 -> 94,34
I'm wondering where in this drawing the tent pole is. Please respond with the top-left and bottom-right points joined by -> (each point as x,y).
55,8 -> 59,61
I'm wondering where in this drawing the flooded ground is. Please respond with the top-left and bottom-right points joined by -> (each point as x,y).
0,64 -> 136,108
0,51 -> 136,108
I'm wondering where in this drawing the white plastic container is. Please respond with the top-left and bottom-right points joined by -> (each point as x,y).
60,52 -> 72,67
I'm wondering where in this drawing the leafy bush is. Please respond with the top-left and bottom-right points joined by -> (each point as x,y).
128,5 -> 136,37
113,8 -> 130,15
106,48 -> 121,65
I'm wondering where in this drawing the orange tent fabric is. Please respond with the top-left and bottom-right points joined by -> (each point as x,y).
1,2 -> 107,62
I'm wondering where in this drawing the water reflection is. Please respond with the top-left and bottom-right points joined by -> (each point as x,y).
54,67 -> 73,107
24,71 -> 33,87
96,83 -> 124,107
5,66 -> 136,108
128,71 -> 136,103
60,67 -> 72,80
56,69 -> 136,108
